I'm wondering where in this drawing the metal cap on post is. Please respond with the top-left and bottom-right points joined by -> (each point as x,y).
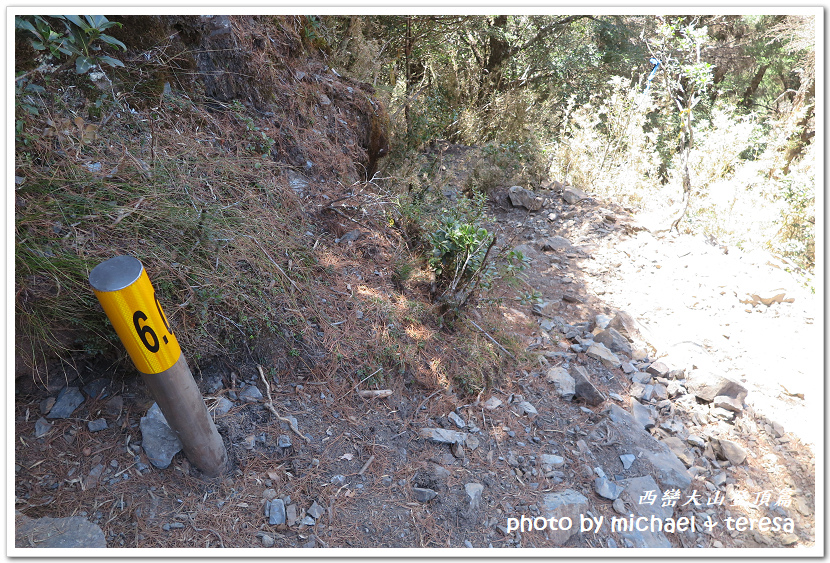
90,256 -> 228,477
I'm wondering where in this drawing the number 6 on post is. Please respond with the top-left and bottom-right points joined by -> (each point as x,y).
89,255 -> 181,375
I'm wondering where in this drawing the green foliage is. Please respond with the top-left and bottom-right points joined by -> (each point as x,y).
15,15 -> 126,74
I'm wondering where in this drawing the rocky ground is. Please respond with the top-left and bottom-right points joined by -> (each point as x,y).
13,145 -> 818,552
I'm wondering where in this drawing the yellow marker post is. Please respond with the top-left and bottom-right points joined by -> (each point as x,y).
90,256 -> 227,477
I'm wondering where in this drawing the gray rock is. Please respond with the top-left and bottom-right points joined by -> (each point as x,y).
330,474 -> 346,486
686,434 -> 706,448
646,361 -> 670,378
214,397 -> 234,416
562,186 -> 588,204
465,483 -> 484,511
540,454 -> 565,468
267,499 -> 286,526
278,435 -> 292,448
615,476 -> 673,548
336,229 -> 363,244
666,381 -> 686,398
630,400 -> 655,430
39,397 -> 56,415
713,395 -> 743,412
661,437 -> 694,468
508,186 -> 544,211
612,498 -> 627,514
619,454 -> 636,470
545,367 -> 575,401
46,387 -> 84,419
541,489 -> 588,545
87,419 -> 108,432
261,534 -> 275,547
34,417 -> 53,438
586,342 -> 621,369
84,463 -> 105,490
285,504 -> 298,526
413,487 -> 438,503
594,328 -> 632,355
595,477 -> 624,500
140,403 -> 183,469
652,383 -> 669,401
238,385 -> 263,402
465,434 -> 480,451
15,512 -> 107,548
539,236 -> 572,251
716,439 -> 747,465
307,501 -> 324,519
572,366 -> 606,406
686,369 -> 748,403
419,427 -> 467,445
604,404 -> 691,490
595,314 -> 612,329
464,539 -> 474,548
516,401 -> 538,416
263,489 -> 278,502
448,411 -> 466,428
631,371 -> 652,384
482,396 -> 502,410
300,515 -> 316,527
82,378 -> 111,400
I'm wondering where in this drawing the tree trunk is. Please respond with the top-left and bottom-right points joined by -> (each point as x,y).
740,64 -> 769,109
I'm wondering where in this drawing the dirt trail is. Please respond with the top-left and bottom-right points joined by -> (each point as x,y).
13,144 -> 818,552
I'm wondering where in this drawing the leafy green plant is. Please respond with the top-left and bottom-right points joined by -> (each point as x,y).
16,15 -> 126,74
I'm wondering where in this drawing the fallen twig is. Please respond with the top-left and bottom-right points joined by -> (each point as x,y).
357,455 -> 375,476
257,364 -> 310,443
464,318 -> 518,361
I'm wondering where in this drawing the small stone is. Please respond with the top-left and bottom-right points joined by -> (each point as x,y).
508,186 -> 544,211
87,419 -> 108,432
713,395 -> 743,412
540,454 -> 565,468
687,435 -> 706,448
646,362 -> 670,378
619,454 -> 636,470
482,397 -> 502,410
686,370 -> 748,403
780,533 -> 799,546
330,474 -> 346,486
612,498 -> 626,514
516,401 -> 538,416
419,427 -> 467,444
594,477 -> 624,500
40,397 -> 56,415
465,434 -> 480,451
413,487 -> 437,503
263,489 -> 278,502
464,540 -> 473,548
716,439 -> 747,465
465,483 -> 484,511
214,397 -> 233,416
261,534 -> 275,547
140,403 -> 183,469
268,499 -> 286,526
300,515 -> 316,526
621,362 -> 636,375
15,513 -> 107,548
238,385 -> 263,402
307,501 -> 324,519
545,367 -> 575,401
586,342 -> 621,369
46,387 -> 84,419
82,378 -> 111,400
608,392 -> 624,402
630,400 -> 655,430
278,435 -> 292,448
337,229 -> 363,244
286,504 -> 298,525
631,371 -> 652,384
448,412 -> 466,428
34,417 -> 53,438
572,366 -> 606,406
652,384 -> 669,401
562,186 -> 588,204
594,328 -> 631,355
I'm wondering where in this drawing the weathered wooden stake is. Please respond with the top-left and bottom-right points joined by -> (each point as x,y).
89,256 -> 227,477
